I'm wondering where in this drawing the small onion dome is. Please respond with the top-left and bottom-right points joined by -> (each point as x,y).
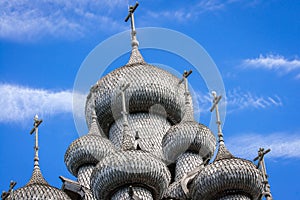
190,143 -> 264,200
85,48 -> 185,135
90,151 -> 171,200
162,121 -> 216,164
9,167 -> 71,199
64,111 -> 116,176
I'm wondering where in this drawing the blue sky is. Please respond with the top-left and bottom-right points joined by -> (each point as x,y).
0,0 -> 299,199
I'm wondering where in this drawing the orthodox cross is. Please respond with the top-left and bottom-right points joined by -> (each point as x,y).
118,82 -> 134,150
29,114 -> 43,167
179,70 -> 193,121
1,181 -> 17,200
179,70 -> 193,96
210,91 -> 223,143
125,2 -> 140,48
254,148 -> 273,200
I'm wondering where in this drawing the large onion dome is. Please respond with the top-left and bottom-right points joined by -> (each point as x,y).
85,47 -> 185,135
190,142 -> 264,200
90,151 -> 171,200
64,108 -> 116,177
9,166 -> 71,200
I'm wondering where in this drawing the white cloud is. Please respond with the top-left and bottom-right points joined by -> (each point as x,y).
0,0 -> 127,41
145,0 -> 252,22
195,88 -> 282,114
242,54 -> 300,76
0,84 -> 86,123
226,132 -> 300,160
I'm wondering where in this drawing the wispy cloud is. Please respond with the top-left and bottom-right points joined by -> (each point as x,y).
0,84 -> 86,123
195,88 -> 282,114
226,132 -> 300,160
242,54 -> 300,77
145,0 -> 255,22
0,0 -> 127,41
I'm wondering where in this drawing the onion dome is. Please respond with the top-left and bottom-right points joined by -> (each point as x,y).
190,143 -> 264,200
10,167 -> 71,200
162,73 -> 216,164
190,91 -> 264,200
85,6 -> 185,135
85,51 -> 185,135
90,151 -> 171,199
7,115 -> 71,200
64,108 -> 116,177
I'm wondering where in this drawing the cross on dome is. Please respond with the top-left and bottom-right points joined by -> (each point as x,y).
210,91 -> 223,144
254,148 -> 273,200
179,70 -> 194,121
125,2 -> 140,49
29,114 -> 43,168
118,82 -> 134,150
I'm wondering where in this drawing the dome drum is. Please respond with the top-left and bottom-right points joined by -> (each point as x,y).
109,112 -> 171,159
111,186 -> 154,200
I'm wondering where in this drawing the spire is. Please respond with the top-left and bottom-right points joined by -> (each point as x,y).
89,92 -> 105,136
210,91 -> 223,144
125,2 -> 145,64
27,115 -> 48,185
254,148 -> 273,200
119,82 -> 134,150
210,92 -> 234,161
179,70 -> 194,122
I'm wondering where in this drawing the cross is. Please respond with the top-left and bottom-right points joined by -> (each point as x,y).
1,181 -> 17,200
29,114 -> 43,167
178,70 -> 194,121
254,148 -> 273,200
179,70 -> 193,94
125,2 -> 140,48
210,91 -> 223,143
118,82 -> 134,150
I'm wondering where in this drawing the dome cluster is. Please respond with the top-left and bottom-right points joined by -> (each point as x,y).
4,3 -> 270,200
61,44 -> 265,199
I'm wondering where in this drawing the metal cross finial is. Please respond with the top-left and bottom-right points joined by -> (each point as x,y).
179,70 -> 194,121
118,82 -> 134,150
29,114 -> 43,168
125,2 -> 139,49
1,181 -> 17,200
179,70 -> 193,95
254,148 -> 273,200
210,91 -> 223,144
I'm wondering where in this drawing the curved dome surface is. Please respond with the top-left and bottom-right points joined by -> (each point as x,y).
64,134 -> 116,176
162,121 -> 216,163
86,58 -> 185,134
9,167 -> 71,200
190,157 -> 263,200
90,151 -> 171,200
11,184 -> 71,200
